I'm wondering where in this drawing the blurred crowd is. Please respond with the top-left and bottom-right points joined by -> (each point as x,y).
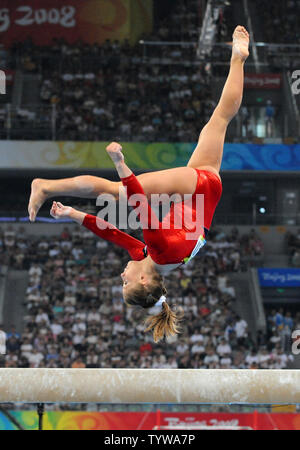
266,307 -> 297,357
255,0 -> 300,44
253,0 -> 300,72
39,52 -> 213,143
0,0 -> 227,142
0,222 -> 295,373
3,37 -> 214,142
1,0 -> 298,141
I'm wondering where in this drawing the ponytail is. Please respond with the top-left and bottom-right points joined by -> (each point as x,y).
144,301 -> 184,343
123,268 -> 184,342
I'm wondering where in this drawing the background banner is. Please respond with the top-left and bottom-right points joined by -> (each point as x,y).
0,411 -> 299,430
258,268 -> 300,287
0,0 -> 153,46
0,142 -> 299,171
244,73 -> 282,89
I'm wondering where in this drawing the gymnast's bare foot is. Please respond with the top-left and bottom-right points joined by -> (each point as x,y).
28,178 -> 49,222
232,25 -> 249,62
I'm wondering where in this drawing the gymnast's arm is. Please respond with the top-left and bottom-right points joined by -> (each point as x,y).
106,142 -> 168,254
50,201 -> 146,261
106,142 -> 162,231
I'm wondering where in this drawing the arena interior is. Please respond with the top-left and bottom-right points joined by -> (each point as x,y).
0,0 -> 299,433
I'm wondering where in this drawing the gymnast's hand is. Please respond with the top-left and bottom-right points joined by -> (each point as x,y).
50,201 -> 73,219
106,142 -> 124,164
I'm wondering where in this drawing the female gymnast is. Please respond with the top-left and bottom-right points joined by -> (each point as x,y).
30,26 -> 249,342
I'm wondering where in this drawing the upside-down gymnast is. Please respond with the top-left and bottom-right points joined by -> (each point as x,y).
29,26 -> 249,342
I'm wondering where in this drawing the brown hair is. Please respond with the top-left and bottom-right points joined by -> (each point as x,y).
144,301 -> 184,343
125,272 -> 184,343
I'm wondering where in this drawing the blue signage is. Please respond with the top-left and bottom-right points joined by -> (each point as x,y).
258,268 -> 300,287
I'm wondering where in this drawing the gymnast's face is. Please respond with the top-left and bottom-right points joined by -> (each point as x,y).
121,260 -> 143,297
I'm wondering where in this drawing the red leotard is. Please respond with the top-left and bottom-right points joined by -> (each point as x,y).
82,169 -> 222,265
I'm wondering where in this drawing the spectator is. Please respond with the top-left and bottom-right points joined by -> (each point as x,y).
71,357 -> 86,368
6,325 -> 20,340
234,315 -> 248,345
216,338 -> 232,356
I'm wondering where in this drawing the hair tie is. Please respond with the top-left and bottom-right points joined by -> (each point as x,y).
155,295 -> 166,309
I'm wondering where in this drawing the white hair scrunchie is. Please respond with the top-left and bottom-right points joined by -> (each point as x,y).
155,295 -> 166,309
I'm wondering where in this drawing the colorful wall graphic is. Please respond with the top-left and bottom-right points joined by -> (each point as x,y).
0,0 -> 153,46
0,411 -> 300,430
0,141 -> 299,170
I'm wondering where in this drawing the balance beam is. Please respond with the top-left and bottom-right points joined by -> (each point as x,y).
0,369 -> 299,404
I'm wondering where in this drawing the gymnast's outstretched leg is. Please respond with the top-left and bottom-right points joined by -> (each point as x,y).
28,26 -> 249,222
186,25 -> 249,175
28,168 -> 199,221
